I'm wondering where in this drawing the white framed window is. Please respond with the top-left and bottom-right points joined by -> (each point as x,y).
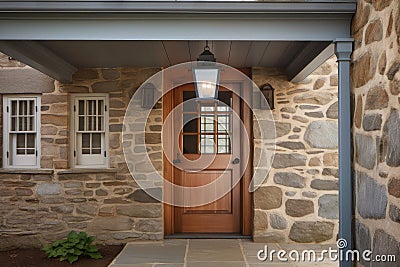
71,94 -> 109,168
3,95 -> 41,168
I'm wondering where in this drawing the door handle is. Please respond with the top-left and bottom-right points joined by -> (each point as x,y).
232,158 -> 240,164
173,153 -> 181,164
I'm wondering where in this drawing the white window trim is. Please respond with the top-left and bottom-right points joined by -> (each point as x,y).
2,95 -> 41,169
70,93 -> 109,169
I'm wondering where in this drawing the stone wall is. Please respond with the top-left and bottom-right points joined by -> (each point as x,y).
252,56 -> 339,244
351,0 -> 400,265
0,52 -> 341,248
0,67 -> 163,250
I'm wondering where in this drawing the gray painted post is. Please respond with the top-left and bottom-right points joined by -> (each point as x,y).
335,39 -> 353,267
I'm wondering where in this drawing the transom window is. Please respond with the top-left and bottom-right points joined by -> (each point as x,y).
3,96 -> 40,168
182,91 -> 232,154
71,94 -> 109,168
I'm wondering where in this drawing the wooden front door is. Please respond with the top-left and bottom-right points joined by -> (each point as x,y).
169,84 -> 242,233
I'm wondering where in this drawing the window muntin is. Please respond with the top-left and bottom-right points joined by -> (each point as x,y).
182,91 -> 232,155
3,96 -> 40,168
72,95 -> 108,168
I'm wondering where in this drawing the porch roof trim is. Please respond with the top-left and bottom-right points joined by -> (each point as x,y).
0,1 -> 357,14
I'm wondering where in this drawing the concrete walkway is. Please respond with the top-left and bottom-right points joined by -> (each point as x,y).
108,239 -> 339,267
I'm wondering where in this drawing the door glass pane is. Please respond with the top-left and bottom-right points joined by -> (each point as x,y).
200,115 -> 214,133
200,135 -> 215,154
183,91 -> 197,112
183,135 -> 198,154
200,105 -> 215,112
217,114 -> 230,133
217,135 -> 231,154
183,114 -> 198,133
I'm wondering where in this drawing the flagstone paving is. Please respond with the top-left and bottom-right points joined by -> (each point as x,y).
108,239 -> 339,267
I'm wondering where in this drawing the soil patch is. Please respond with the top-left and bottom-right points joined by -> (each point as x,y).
0,245 -> 123,267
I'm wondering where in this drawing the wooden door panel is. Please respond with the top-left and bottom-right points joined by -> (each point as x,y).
182,171 -> 232,214
171,84 -> 241,234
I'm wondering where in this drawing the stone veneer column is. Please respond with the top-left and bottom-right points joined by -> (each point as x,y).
335,39 -> 353,267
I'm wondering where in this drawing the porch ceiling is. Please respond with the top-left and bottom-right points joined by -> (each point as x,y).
38,40 -> 328,69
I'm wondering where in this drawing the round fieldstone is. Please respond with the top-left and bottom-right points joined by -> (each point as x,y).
318,194 -> 338,219
357,172 -> 387,219
387,61 -> 400,80
269,213 -> 287,229
365,85 -> 388,110
276,142 -> 305,150
389,204 -> 400,223
390,79 -> 400,95
365,19 -> 383,45
310,179 -> 338,190
355,134 -> 376,170
326,101 -> 338,119
355,220 -> 371,266
352,51 -> 375,88
302,191 -> 317,198
372,230 -> 400,266
388,178 -> 400,198
254,186 -> 282,210
383,109 -> 400,167
272,153 -> 307,169
363,113 -> 382,131
304,121 -> 338,149
254,210 -> 268,231
285,191 -> 296,197
101,69 -> 120,80
92,81 -> 119,93
285,199 -> 314,217
274,172 -> 305,188
289,221 -> 334,243
293,92 -> 334,105
36,183 -> 61,196
128,188 -> 161,203
313,78 -> 325,90
352,2 -> 370,33
323,153 -> 338,166
305,111 -> 324,118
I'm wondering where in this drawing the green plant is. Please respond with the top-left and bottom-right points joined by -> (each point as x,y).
43,231 -> 102,264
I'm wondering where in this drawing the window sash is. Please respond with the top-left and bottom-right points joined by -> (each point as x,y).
3,96 -> 40,168
72,95 -> 108,168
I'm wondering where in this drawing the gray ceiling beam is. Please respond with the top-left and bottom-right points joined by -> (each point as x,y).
0,18 -> 352,41
286,42 -> 332,82
290,43 -> 336,82
0,41 -> 77,83
0,1 -> 357,14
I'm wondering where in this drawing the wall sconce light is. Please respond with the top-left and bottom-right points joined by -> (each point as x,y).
141,82 -> 156,108
260,83 -> 275,110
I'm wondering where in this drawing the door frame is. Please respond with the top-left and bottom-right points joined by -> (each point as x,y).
163,68 -> 253,236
